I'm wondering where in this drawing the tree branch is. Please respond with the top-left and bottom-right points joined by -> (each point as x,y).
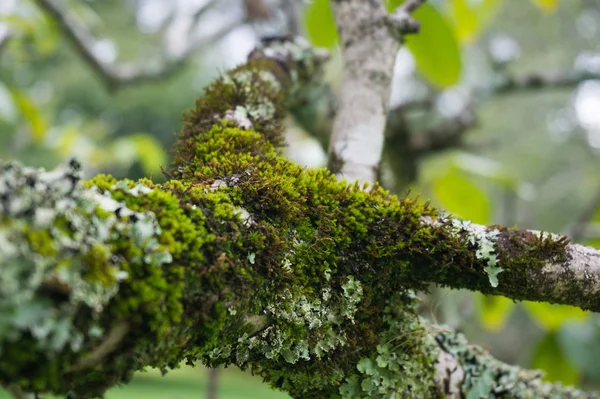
327,0 -> 426,184
413,216 -> 600,312
0,30 -> 12,54
33,0 -> 243,91
1,37 -> 599,398
493,68 -> 600,94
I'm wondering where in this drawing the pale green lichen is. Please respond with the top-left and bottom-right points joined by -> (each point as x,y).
339,301 -> 439,399
0,160 -> 168,357
450,218 -> 502,287
207,276 -> 364,368
435,329 -> 594,398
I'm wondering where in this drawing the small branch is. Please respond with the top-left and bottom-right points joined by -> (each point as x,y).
494,69 -> 600,95
385,0 -> 427,37
579,223 -> 600,239
410,108 -> 477,155
243,0 -> 272,20
0,30 -> 13,53
418,216 -> 600,312
70,321 -> 130,371
282,0 -> 301,36
33,0 -> 243,91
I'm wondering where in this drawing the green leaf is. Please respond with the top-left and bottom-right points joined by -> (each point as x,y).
32,14 -> 59,55
9,89 -> 48,143
0,15 -> 36,34
303,0 -> 338,48
452,152 -> 517,190
531,332 -> 579,385
523,301 -> 589,331
530,0 -> 559,13
476,294 -> 514,331
433,168 -> 490,224
450,0 -> 504,43
405,4 -> 462,87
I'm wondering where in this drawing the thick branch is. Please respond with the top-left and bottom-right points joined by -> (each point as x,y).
2,37 -> 598,399
33,0 -> 242,90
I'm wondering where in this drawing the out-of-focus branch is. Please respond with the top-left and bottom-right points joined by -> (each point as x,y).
33,0 -> 244,91
410,108 -> 477,155
327,0 -> 426,184
494,69 -> 600,94
243,0 -> 272,20
380,63 -> 597,186
0,30 -> 12,53
385,0 -> 426,37
5,384 -> 35,399
282,0 -> 301,36
206,368 -> 218,399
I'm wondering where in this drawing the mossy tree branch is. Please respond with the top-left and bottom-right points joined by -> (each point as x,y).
0,37 -> 598,399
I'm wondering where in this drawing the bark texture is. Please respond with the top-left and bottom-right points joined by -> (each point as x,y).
327,0 -> 399,184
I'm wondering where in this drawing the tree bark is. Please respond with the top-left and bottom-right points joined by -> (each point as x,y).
0,37 -> 597,399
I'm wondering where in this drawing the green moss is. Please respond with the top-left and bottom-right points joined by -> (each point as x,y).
24,228 -> 57,256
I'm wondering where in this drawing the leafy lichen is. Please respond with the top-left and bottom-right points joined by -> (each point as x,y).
435,329 -> 595,398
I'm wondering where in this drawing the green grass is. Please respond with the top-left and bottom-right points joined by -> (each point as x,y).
0,366 -> 290,399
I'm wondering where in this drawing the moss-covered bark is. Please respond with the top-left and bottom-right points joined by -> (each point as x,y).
0,37 -> 597,398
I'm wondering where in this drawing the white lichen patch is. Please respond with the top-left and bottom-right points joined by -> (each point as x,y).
207,276 -> 364,367
223,106 -> 253,129
246,101 -> 276,122
233,206 -> 254,226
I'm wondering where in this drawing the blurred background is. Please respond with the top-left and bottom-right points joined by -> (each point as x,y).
2,0 -> 600,397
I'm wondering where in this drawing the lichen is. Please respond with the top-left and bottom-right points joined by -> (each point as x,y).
449,218 -> 502,287
0,160 -> 172,394
435,329 -> 595,398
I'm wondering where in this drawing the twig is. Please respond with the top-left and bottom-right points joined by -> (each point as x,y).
69,321 -> 130,371
0,30 -> 12,54
410,108 -> 477,155
385,0 -> 427,37
493,69 -> 600,94
33,0 -> 243,91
